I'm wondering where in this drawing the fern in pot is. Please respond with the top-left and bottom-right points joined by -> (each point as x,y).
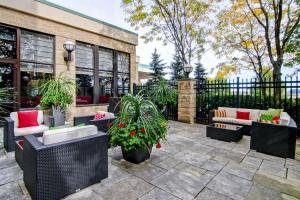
39,74 -> 74,126
108,93 -> 168,164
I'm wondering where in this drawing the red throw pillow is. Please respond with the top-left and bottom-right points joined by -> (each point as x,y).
18,111 -> 39,128
236,111 -> 250,120
94,112 -> 106,120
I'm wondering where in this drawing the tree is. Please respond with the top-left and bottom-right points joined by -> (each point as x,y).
214,0 -> 300,100
122,0 -> 210,64
169,53 -> 184,81
194,62 -> 207,83
149,48 -> 166,83
285,24 -> 300,74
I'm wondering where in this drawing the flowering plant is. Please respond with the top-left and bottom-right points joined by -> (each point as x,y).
108,93 -> 168,151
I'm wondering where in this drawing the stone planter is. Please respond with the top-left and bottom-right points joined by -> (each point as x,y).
51,105 -> 65,126
121,146 -> 152,164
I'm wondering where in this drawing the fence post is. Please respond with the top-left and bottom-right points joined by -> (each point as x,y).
133,83 -> 137,95
178,79 -> 196,124
236,77 -> 240,108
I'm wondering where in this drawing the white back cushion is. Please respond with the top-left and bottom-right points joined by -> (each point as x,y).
42,125 -> 98,145
237,108 -> 262,120
218,107 -> 237,118
280,112 -> 291,126
10,110 -> 43,127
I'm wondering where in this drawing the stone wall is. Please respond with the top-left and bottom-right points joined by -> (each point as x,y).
178,80 -> 196,124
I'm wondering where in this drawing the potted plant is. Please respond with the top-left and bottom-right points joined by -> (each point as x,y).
108,93 -> 168,164
39,74 -> 75,126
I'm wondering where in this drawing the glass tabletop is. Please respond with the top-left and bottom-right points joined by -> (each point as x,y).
208,123 -> 242,131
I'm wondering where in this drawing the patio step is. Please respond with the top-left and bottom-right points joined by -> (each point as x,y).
254,170 -> 300,198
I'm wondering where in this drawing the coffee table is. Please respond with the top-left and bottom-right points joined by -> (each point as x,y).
206,123 -> 243,142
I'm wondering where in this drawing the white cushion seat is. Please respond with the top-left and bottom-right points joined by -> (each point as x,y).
14,125 -> 49,137
212,117 -> 234,124
232,119 -> 254,126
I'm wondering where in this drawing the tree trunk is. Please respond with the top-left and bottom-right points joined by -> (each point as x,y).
273,64 -> 282,107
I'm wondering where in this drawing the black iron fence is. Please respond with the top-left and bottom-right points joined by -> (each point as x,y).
133,83 -> 178,121
195,77 -> 300,128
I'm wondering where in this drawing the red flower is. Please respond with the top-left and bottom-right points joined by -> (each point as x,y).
118,122 -> 125,128
130,130 -> 136,136
140,127 -> 145,133
106,122 -> 113,128
156,143 -> 161,149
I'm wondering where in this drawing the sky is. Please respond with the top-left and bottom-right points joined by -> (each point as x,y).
47,0 -> 223,78
47,0 -> 298,80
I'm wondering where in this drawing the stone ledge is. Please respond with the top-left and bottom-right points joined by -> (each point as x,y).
254,170 -> 300,198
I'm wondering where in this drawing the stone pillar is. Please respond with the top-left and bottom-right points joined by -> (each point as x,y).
178,79 -> 196,124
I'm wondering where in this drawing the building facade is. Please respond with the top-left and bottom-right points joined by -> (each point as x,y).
0,0 -> 138,120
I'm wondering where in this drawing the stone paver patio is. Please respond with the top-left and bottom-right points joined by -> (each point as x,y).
1,121 -> 300,200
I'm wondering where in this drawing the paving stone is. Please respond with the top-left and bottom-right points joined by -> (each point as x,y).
287,169 -> 300,182
138,188 -> 180,200
201,159 -> 227,173
113,159 -> 167,182
254,170 -> 300,198
100,163 -> 131,187
223,162 -> 257,180
189,143 -> 215,154
152,156 -> 181,170
194,188 -> 233,200
65,188 -> 103,200
0,156 -> 17,170
0,165 -> 22,185
174,150 -> 211,168
231,145 -> 250,154
208,148 -> 246,163
246,182 -> 281,200
151,163 -> 208,200
259,160 -> 287,178
0,181 -> 27,200
248,150 -> 285,164
92,176 -> 154,200
207,171 -> 253,200
286,159 -> 300,172
150,149 -> 173,164
281,193 -> 300,200
108,147 -> 123,160
241,156 -> 262,169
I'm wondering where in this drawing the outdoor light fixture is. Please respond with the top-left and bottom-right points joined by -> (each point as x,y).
63,41 -> 75,62
183,63 -> 193,79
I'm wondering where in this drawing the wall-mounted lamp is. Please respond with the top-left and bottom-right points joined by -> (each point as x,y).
183,63 -> 193,79
63,41 -> 75,62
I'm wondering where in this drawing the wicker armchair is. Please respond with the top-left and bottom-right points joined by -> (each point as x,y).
4,110 -> 54,152
19,128 -> 108,200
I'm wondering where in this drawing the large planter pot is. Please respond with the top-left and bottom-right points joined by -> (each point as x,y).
51,105 -> 65,126
121,146 -> 152,164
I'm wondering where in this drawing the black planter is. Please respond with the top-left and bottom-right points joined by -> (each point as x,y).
121,146 -> 152,164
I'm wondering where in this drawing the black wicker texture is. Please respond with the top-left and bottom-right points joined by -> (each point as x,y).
206,124 -> 243,142
250,120 -> 297,158
23,132 -> 108,200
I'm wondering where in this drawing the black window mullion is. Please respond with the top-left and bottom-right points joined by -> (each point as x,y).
94,45 -> 99,104
113,50 -> 118,97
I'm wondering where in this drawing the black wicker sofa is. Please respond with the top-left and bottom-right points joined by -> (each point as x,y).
208,107 -> 297,158
4,110 -> 54,152
15,125 -> 108,200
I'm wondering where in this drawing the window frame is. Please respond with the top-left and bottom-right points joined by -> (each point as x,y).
75,40 -> 131,107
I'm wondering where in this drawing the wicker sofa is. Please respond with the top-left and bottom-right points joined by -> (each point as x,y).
4,110 -> 54,152
208,107 -> 297,158
15,125 -> 108,200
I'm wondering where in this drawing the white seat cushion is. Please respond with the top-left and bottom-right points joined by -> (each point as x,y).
10,110 -> 43,127
232,119 -> 253,126
14,125 -> 49,137
212,117 -> 234,124
218,107 -> 237,118
237,108 -> 262,120
42,125 -> 98,145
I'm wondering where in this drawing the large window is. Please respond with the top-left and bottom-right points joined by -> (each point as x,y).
20,30 -> 54,108
98,47 -> 113,103
76,42 -> 94,105
117,52 -> 130,96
